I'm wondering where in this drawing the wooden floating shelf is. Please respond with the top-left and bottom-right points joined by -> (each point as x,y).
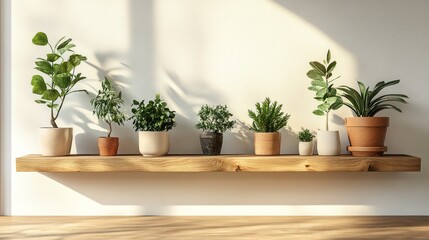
16,154 -> 421,173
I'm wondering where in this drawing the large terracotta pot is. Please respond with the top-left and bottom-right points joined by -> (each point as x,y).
200,132 -> 223,155
317,130 -> 341,156
138,131 -> 170,157
98,137 -> 119,156
40,127 -> 73,156
345,117 -> 389,157
254,132 -> 281,156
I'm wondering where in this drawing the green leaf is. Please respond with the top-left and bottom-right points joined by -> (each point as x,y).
69,54 -> 86,67
31,75 -> 47,95
313,109 -> 325,116
311,80 -> 327,88
32,32 -> 48,46
58,61 -> 74,73
47,103 -> 59,108
35,99 -> 47,104
58,44 -> 76,55
42,89 -> 59,101
53,73 -> 71,89
309,61 -> 326,75
47,53 -> 60,62
327,61 -> 336,74
34,60 -> 52,75
306,70 -> 323,81
326,50 -> 331,63
57,38 -> 72,50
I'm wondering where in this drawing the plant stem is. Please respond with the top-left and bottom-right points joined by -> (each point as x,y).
325,111 -> 329,131
108,122 -> 112,138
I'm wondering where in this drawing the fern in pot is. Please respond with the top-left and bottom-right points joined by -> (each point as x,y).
130,94 -> 177,157
306,50 -> 343,155
91,77 -> 126,156
31,32 -> 88,156
297,128 -> 315,156
248,98 -> 290,155
196,104 -> 236,155
338,80 -> 408,156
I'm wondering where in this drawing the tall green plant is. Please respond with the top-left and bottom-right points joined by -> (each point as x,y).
338,80 -> 408,117
248,98 -> 290,132
196,105 -> 236,133
307,50 -> 343,131
130,94 -> 177,131
90,77 -> 126,137
31,32 -> 88,128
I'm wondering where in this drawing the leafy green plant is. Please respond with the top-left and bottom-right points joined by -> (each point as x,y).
90,77 -> 126,137
297,128 -> 315,142
338,80 -> 408,117
248,98 -> 290,132
196,105 -> 236,133
307,50 -> 343,131
31,32 -> 88,128
130,94 -> 177,131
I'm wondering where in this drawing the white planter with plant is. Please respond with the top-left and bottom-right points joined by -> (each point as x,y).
31,32 -> 88,156
130,94 -> 177,157
196,104 -> 236,155
297,128 -> 315,156
91,77 -> 126,156
307,50 -> 343,155
248,98 -> 290,156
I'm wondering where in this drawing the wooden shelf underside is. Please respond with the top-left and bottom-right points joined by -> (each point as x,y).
16,154 -> 421,172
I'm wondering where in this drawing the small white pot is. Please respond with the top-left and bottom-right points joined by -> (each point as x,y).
139,131 -> 170,157
299,141 -> 314,156
40,127 -> 73,156
317,130 -> 341,156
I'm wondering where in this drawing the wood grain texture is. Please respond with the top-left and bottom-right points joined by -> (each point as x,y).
1,216 -> 429,239
16,154 -> 421,172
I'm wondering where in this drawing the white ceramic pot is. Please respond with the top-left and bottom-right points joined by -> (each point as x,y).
317,130 -> 341,155
39,127 -> 73,156
138,131 -> 170,157
299,141 -> 314,156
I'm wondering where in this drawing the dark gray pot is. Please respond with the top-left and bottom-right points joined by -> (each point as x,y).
200,132 -> 223,155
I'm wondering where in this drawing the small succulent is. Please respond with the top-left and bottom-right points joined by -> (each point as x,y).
297,128 -> 315,142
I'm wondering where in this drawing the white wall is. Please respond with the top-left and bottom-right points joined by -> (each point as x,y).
1,0 -> 428,215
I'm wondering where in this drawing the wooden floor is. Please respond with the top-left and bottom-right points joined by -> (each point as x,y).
1,216 -> 429,239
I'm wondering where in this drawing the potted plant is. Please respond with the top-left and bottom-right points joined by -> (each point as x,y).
130,94 -> 177,157
31,32 -> 87,156
248,98 -> 290,155
306,50 -> 343,155
195,104 -> 236,155
297,128 -> 315,156
338,80 -> 408,156
90,77 -> 126,156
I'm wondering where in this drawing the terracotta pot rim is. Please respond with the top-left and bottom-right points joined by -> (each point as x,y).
345,117 -> 389,127
254,132 -> 280,135
98,137 -> 119,139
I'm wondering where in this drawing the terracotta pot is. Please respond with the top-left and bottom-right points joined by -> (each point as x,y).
317,130 -> 341,156
345,117 -> 389,157
254,132 -> 281,156
98,137 -> 119,156
138,131 -> 170,157
39,127 -> 73,156
200,132 -> 223,155
299,141 -> 314,156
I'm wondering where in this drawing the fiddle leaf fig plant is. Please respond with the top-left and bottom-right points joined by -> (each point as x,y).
307,50 -> 343,131
338,80 -> 408,117
31,32 -> 88,128
196,104 -> 236,133
130,94 -> 177,131
90,77 -> 126,137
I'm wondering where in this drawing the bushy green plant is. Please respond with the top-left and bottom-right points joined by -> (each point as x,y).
307,50 -> 343,131
196,105 -> 236,133
130,94 -> 177,131
90,77 -> 126,137
297,128 -> 315,142
31,32 -> 88,128
248,98 -> 290,132
338,80 -> 408,117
